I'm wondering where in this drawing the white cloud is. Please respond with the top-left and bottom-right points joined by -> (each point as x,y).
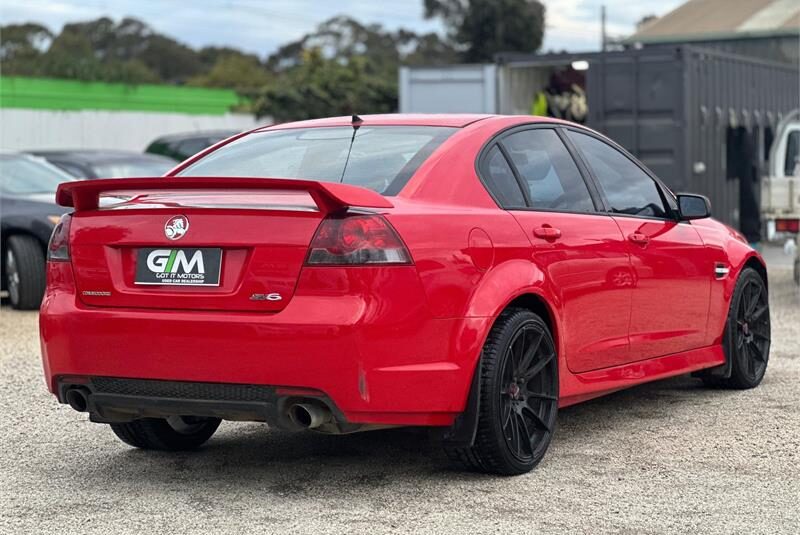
540,0 -> 683,52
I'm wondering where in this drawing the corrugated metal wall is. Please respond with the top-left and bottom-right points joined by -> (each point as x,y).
587,47 -> 687,198
0,109 -> 261,152
650,35 -> 800,67
587,46 -> 799,226
685,48 -> 799,227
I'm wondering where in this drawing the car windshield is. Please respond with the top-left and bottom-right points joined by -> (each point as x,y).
177,126 -> 456,194
0,154 -> 74,195
93,158 -> 174,178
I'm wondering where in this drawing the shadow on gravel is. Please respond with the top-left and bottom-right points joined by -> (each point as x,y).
77,373 -> 729,488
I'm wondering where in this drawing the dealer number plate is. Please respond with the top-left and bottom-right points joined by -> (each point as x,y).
135,248 -> 222,286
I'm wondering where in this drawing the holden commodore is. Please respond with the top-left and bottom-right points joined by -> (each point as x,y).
40,114 -> 770,475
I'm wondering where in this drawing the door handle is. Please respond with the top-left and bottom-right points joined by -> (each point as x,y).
533,226 -> 561,240
628,232 -> 650,245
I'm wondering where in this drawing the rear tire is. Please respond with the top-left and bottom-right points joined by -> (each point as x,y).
110,416 -> 221,451
445,308 -> 558,475
4,235 -> 46,310
702,267 -> 770,389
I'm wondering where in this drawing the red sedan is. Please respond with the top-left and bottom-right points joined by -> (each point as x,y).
40,114 -> 770,475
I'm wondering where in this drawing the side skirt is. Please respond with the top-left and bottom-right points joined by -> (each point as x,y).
559,345 -> 725,408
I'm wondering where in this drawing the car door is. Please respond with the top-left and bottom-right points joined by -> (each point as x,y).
480,126 -> 634,373
566,129 -> 712,361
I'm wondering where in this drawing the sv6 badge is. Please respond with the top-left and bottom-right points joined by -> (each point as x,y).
250,293 -> 283,301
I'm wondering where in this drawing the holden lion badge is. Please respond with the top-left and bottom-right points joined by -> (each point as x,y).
165,216 -> 189,240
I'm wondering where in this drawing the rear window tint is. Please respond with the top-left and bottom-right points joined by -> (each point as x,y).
178,126 -> 456,195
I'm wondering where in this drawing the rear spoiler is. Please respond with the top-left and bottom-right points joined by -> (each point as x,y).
56,176 -> 393,213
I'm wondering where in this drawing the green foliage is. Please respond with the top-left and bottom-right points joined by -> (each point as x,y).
188,54 -> 271,91
249,48 -> 396,121
0,23 -> 53,75
425,0 -> 546,62
254,16 -> 456,120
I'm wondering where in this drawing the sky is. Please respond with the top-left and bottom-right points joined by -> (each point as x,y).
0,0 -> 685,56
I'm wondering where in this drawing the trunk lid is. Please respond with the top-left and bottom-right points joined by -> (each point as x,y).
57,176 -> 392,312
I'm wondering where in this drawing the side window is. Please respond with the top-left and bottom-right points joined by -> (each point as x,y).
568,131 -> 668,218
482,145 -> 526,207
785,130 -> 799,176
501,129 -> 595,213
177,138 -> 212,159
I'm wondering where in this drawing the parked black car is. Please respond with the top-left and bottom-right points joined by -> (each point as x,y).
1,153 -> 75,309
145,130 -> 240,162
28,150 -> 175,179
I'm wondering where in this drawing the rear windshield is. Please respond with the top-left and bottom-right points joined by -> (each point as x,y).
177,126 -> 456,195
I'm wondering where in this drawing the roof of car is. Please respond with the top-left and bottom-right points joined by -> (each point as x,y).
149,130 -> 241,143
254,114 -> 579,133
258,114 -> 499,131
28,150 -> 175,165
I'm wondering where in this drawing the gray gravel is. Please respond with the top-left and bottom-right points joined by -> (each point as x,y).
1,265 -> 798,535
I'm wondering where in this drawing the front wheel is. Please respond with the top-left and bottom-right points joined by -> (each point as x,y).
446,308 -> 558,475
703,267 -> 770,389
110,416 -> 221,451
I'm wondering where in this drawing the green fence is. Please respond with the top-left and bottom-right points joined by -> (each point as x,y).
0,77 -> 244,115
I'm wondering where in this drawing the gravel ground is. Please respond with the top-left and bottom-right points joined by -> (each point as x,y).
1,265 -> 798,534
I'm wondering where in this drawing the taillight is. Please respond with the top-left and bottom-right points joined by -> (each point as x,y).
775,218 -> 799,234
306,212 -> 411,265
47,213 -> 72,262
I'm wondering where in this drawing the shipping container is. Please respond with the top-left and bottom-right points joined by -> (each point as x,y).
398,64 -> 497,114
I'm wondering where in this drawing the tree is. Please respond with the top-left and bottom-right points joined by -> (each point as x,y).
34,19 -> 161,83
188,53 -> 271,91
266,16 -> 457,76
36,30 -> 105,81
253,16 -> 456,121
0,23 -> 53,75
250,48 -> 396,121
424,0 -> 546,62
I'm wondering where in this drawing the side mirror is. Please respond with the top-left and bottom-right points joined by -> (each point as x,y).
677,193 -> 711,220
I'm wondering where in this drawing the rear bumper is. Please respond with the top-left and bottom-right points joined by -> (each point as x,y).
40,265 -> 487,427
56,376 -> 354,430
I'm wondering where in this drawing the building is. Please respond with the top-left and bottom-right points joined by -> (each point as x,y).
626,0 -> 800,65
0,77 -> 260,152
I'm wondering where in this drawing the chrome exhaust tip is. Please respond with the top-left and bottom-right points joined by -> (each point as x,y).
288,403 -> 331,429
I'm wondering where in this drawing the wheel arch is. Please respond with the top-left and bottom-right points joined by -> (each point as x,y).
700,251 -> 769,381
742,254 -> 767,291
443,289 -> 561,448
503,292 -> 560,354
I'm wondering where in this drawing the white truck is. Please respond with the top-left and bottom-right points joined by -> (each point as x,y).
762,109 -> 800,284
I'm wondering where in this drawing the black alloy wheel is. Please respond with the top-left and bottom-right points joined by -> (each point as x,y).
446,308 -> 558,475
704,267 -> 770,389
499,322 -> 559,464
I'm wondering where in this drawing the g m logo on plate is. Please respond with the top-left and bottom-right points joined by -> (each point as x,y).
165,215 -> 189,240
